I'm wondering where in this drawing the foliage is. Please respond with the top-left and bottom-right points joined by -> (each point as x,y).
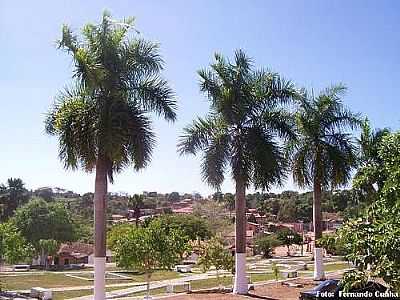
198,237 -> 234,284
353,118 -> 390,202
339,132 -> 400,292
316,233 -> 346,256
12,198 -> 77,249
271,262 -> 279,282
192,200 -> 232,235
0,178 -> 29,220
167,192 -> 180,202
288,85 -> 361,189
178,49 -> 298,191
128,194 -> 144,226
0,222 -> 33,265
276,199 -> 297,222
276,228 -> 302,256
45,10 -> 176,182
111,219 -> 189,297
340,270 -> 369,292
111,219 -> 189,272
152,214 -> 212,241
107,223 -> 133,249
254,235 -> 281,258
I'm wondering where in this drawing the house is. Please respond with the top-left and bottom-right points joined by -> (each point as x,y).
322,212 -> 343,230
54,242 -> 112,266
247,222 -> 262,233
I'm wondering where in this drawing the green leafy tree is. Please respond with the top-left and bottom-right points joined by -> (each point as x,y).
223,193 -> 235,218
111,220 -> 189,298
339,132 -> 400,292
277,199 -> 297,222
287,84 -> 360,278
254,235 -> 281,258
12,198 -> 77,249
38,239 -> 59,269
178,50 -> 298,294
107,223 -> 132,249
316,233 -> 346,256
167,192 -> 180,202
154,214 -> 212,241
276,228 -> 302,256
128,194 -> 144,227
0,222 -> 33,268
198,237 -> 234,287
44,12 -> 176,299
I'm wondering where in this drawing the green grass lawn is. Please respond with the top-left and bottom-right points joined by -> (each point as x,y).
249,273 -> 281,282
306,262 -> 351,272
0,270 -> 180,292
0,273 -> 90,290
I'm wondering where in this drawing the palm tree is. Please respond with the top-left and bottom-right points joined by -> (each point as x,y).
128,194 -> 144,226
0,178 -> 28,219
178,50 -> 298,294
355,118 -> 390,197
45,12 -> 176,300
287,84 -> 360,280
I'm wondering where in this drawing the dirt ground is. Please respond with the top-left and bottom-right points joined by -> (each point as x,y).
162,276 -> 341,300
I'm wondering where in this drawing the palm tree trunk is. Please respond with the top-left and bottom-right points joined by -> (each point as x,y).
94,157 -> 108,300
313,176 -> 325,280
233,178 -> 248,294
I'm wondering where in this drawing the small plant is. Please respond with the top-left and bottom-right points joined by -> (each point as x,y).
197,237 -> 234,289
254,235 -> 281,258
341,270 -> 368,292
272,262 -> 280,285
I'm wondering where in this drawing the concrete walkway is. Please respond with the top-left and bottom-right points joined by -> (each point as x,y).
70,273 -> 229,300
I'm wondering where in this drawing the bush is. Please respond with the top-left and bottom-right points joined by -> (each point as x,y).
255,235 -> 281,258
316,233 -> 346,256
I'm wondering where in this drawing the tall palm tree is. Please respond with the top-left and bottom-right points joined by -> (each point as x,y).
178,50 -> 298,294
0,178 -> 28,219
128,194 -> 144,226
45,12 -> 176,300
287,84 -> 360,280
355,118 -> 390,197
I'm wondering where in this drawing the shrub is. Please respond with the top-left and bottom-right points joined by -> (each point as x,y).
255,235 -> 281,258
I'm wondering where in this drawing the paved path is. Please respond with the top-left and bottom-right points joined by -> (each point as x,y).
70,273 -> 229,300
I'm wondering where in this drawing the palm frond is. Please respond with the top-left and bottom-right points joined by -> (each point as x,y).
177,116 -> 224,155
244,126 -> 287,190
129,76 -> 176,121
201,133 -> 230,189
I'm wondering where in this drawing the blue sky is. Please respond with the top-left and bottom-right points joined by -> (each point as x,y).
0,1 -> 399,196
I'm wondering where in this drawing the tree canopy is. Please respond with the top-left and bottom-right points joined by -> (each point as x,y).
151,214 -> 212,241
178,49 -> 299,190
288,84 -> 361,190
0,222 -> 33,265
45,10 -> 177,182
0,178 -> 29,220
339,131 -> 400,292
12,198 -> 77,249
